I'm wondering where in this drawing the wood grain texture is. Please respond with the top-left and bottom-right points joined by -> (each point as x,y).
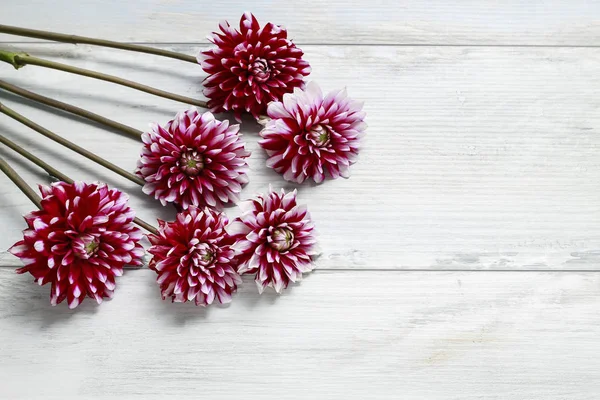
0,44 -> 598,270
1,2 -> 600,399
2,0 -> 600,45
1,268 -> 599,399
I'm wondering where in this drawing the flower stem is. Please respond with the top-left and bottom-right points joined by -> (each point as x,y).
0,101 -> 145,186
0,134 -> 68,182
0,50 -> 208,108
0,134 -> 158,234
132,217 -> 159,235
0,80 -> 142,140
0,156 -> 42,209
0,24 -> 198,64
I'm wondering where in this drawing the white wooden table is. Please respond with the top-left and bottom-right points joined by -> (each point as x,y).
1,2 -> 599,398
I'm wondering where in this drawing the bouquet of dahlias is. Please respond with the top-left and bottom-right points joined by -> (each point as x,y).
0,12 -> 366,308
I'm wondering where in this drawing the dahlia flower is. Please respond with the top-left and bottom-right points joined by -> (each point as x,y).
227,188 -> 318,293
259,82 -> 367,183
147,206 -> 242,306
200,12 -> 311,120
136,108 -> 250,210
9,182 -> 144,308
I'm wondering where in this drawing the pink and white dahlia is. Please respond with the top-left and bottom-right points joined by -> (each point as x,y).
200,12 -> 311,120
9,182 -> 144,308
259,82 -> 367,183
227,188 -> 318,293
147,207 -> 242,306
136,108 -> 250,210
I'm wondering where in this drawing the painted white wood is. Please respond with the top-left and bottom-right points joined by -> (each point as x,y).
0,44 -> 598,270
0,268 -> 599,399
0,3 -> 599,399
2,0 -> 600,45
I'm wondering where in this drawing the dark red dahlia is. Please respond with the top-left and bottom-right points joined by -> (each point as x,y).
227,188 -> 319,293
200,12 -> 311,120
147,206 -> 242,306
9,182 -> 144,308
136,108 -> 250,210
259,82 -> 367,183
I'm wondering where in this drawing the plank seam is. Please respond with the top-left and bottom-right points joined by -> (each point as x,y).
0,266 -> 599,272
2,41 -> 600,48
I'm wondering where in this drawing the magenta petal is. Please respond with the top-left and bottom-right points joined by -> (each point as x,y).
146,207 -> 241,306
10,181 -> 144,308
229,189 -> 318,294
200,13 -> 310,119
136,108 -> 250,210
259,82 -> 366,184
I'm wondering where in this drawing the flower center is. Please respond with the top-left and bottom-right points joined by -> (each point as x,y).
192,243 -> 216,268
269,227 -> 295,252
179,150 -> 204,176
72,234 -> 100,260
250,58 -> 270,83
307,125 -> 331,147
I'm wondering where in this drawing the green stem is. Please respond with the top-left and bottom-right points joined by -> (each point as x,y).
0,80 -> 142,140
131,217 -> 159,235
0,24 -> 198,63
0,156 -> 42,209
0,101 -> 145,186
0,50 -> 208,108
0,134 -> 158,234
0,133 -> 68,182
0,49 -> 24,69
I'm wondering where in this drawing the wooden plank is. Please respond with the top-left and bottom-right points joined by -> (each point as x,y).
2,1 -> 600,45
0,44 -> 599,270
0,268 -> 599,398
